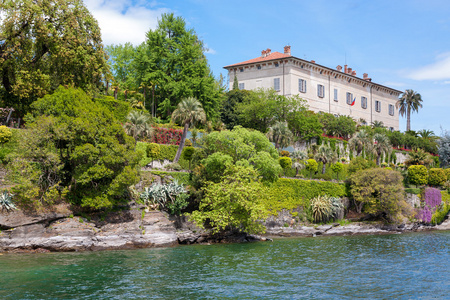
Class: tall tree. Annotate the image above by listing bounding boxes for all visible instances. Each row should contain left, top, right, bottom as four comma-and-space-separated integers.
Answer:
372, 133, 391, 166
314, 145, 337, 174
136, 13, 222, 120
266, 121, 293, 150
397, 89, 423, 131
0, 0, 108, 114
171, 97, 206, 163
349, 129, 371, 156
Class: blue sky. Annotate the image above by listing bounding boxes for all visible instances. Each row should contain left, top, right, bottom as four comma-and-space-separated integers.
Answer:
84, 0, 450, 134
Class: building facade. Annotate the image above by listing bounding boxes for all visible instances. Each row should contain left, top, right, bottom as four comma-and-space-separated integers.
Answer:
224, 46, 402, 131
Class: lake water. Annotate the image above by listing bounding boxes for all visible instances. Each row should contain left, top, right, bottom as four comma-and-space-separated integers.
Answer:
1, 231, 449, 299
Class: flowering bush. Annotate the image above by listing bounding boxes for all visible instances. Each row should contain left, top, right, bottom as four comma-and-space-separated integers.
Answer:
418, 187, 442, 223
152, 127, 182, 145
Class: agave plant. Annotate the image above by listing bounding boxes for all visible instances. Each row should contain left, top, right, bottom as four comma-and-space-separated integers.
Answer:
140, 180, 188, 214
310, 195, 333, 223
0, 191, 16, 212
330, 197, 344, 220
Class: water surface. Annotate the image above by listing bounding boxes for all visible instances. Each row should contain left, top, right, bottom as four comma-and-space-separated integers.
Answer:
1, 231, 449, 299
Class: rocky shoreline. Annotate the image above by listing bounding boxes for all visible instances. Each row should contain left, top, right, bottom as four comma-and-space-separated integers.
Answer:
1, 206, 449, 253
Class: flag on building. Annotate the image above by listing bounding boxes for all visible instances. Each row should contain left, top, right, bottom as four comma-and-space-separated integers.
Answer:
351, 97, 356, 106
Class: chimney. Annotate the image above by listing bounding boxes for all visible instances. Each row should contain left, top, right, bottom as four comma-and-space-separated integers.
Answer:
284, 45, 291, 55
352, 71, 356, 76
344, 65, 348, 73
336, 65, 342, 72
266, 48, 271, 56
363, 73, 372, 81
347, 67, 352, 74
261, 50, 266, 57
311, 60, 315, 63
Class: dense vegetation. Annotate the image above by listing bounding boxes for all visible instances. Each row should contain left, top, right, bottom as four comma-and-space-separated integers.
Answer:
0, 2, 449, 236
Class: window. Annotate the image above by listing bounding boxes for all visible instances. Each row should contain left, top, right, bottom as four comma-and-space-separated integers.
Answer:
389, 127, 394, 132
334, 89, 338, 101
375, 100, 381, 112
274, 78, 280, 91
346, 92, 353, 105
317, 84, 325, 98
299, 79, 307, 93
257, 65, 261, 70
274, 63, 279, 68
389, 104, 395, 116
239, 68, 244, 72
238, 83, 245, 90
361, 96, 367, 109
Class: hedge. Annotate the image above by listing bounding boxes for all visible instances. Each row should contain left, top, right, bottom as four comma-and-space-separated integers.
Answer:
428, 168, 446, 187
136, 142, 192, 169
152, 127, 182, 145
263, 178, 346, 214
94, 96, 132, 122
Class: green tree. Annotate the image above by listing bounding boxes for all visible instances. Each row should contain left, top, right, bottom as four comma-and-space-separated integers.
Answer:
19, 86, 139, 209
220, 88, 250, 130
350, 168, 407, 222
279, 157, 292, 176
181, 146, 195, 170
171, 97, 206, 163
397, 89, 423, 131
0, 0, 108, 114
286, 110, 322, 142
349, 129, 370, 156
266, 121, 293, 150
190, 165, 268, 234
314, 145, 337, 174
438, 130, 450, 167
407, 165, 428, 187
305, 159, 318, 179
123, 110, 153, 142
372, 133, 391, 166
146, 143, 161, 168
136, 13, 222, 120
347, 156, 377, 175
331, 162, 344, 180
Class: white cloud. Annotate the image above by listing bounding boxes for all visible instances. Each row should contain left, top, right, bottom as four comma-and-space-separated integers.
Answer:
408, 52, 450, 80
84, 0, 169, 46
204, 44, 216, 55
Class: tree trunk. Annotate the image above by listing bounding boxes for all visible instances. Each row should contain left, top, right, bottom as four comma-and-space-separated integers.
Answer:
407, 106, 411, 131
376, 155, 381, 166
174, 122, 189, 163
322, 163, 326, 174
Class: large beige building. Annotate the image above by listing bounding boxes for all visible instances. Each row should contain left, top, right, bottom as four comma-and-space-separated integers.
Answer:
224, 46, 402, 131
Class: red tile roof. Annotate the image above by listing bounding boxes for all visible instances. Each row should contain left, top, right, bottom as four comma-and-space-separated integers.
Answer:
224, 51, 291, 68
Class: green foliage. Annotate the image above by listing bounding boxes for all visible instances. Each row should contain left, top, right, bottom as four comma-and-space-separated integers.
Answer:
404, 188, 421, 195
266, 121, 293, 149
140, 180, 188, 215
318, 113, 357, 139
165, 163, 183, 171
0, 126, 12, 144
190, 165, 268, 234
331, 162, 344, 180
310, 195, 333, 223
408, 165, 428, 186
0, 0, 108, 114
137, 142, 192, 169
263, 178, 346, 215
182, 146, 195, 170
305, 159, 318, 179
18, 87, 140, 209
347, 156, 376, 175
280, 150, 290, 157
431, 191, 450, 224
136, 13, 223, 120
248, 151, 282, 183
221, 89, 251, 130
428, 168, 446, 187
439, 130, 450, 167
279, 157, 292, 175
146, 143, 161, 163
349, 168, 408, 222
94, 97, 132, 122
0, 191, 16, 211
203, 152, 233, 183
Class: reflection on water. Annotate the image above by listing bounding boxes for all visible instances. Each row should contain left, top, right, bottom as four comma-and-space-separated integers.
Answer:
0, 231, 449, 299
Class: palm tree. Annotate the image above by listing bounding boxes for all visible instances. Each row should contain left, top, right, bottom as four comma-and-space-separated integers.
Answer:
404, 148, 433, 167
123, 110, 153, 142
266, 121, 293, 150
418, 129, 438, 142
314, 145, 337, 174
397, 89, 423, 131
172, 97, 206, 163
371, 120, 385, 128
372, 133, 391, 166
349, 129, 370, 156
291, 150, 307, 176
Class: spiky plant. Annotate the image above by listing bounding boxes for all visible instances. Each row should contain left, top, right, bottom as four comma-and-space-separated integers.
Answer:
310, 195, 333, 223
0, 191, 16, 212
140, 180, 188, 215
330, 197, 344, 220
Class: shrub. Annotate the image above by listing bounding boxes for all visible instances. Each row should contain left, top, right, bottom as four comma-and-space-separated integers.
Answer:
408, 165, 428, 187
165, 163, 182, 171
184, 139, 193, 147
331, 162, 344, 180
428, 168, 446, 187
280, 150, 290, 157
94, 96, 132, 122
0, 191, 16, 211
140, 180, 188, 215
350, 168, 408, 222
305, 159, 318, 179
310, 195, 332, 223
279, 157, 292, 176
445, 168, 450, 180
418, 187, 442, 223
146, 143, 161, 167
0, 126, 12, 144
347, 156, 376, 175
181, 146, 195, 170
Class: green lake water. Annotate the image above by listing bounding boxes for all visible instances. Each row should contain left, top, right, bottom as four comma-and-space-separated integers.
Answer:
1, 231, 449, 299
